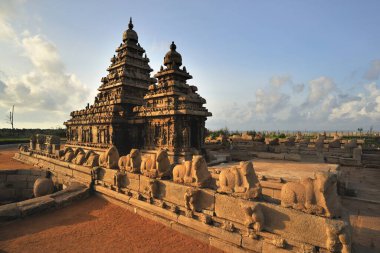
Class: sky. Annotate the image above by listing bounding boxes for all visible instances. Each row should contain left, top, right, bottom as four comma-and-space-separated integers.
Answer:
1, 0, 380, 131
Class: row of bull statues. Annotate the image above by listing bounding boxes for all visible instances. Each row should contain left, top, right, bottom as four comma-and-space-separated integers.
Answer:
21, 135, 343, 219
26, 152, 341, 220
18, 134, 351, 252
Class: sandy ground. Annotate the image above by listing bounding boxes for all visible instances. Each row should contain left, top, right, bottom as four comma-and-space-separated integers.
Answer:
0, 145, 222, 253
211, 158, 338, 180
0, 144, 33, 170
0, 196, 222, 253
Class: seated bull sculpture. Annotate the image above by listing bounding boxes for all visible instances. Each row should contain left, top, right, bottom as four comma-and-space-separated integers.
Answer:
99, 146, 119, 169
118, 149, 141, 173
72, 148, 86, 165
60, 147, 75, 162
217, 161, 261, 199
173, 155, 211, 188
280, 171, 342, 218
83, 150, 99, 167
140, 149, 171, 179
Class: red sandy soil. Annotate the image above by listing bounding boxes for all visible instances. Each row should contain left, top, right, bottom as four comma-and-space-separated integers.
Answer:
0, 196, 222, 253
0, 145, 33, 170
0, 145, 222, 253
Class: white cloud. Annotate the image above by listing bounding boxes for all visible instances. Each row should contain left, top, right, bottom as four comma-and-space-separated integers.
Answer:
0, 2, 89, 128
269, 75, 291, 88
364, 59, 380, 81
210, 73, 380, 130
330, 82, 380, 121
306, 76, 336, 105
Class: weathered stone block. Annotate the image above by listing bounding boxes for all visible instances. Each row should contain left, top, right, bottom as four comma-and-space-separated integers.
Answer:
22, 189, 34, 199
7, 174, 28, 182
284, 153, 301, 161
0, 188, 15, 201
257, 152, 285, 160
178, 215, 241, 245
31, 169, 44, 176
26, 175, 40, 182
171, 222, 210, 244
122, 171, 140, 191
155, 180, 191, 207
262, 241, 290, 253
51, 185, 89, 208
209, 237, 246, 253
9, 181, 27, 189
0, 203, 21, 221
16, 196, 55, 216
214, 194, 346, 249
152, 180, 215, 211
242, 237, 263, 252
17, 169, 31, 175
0, 174, 6, 182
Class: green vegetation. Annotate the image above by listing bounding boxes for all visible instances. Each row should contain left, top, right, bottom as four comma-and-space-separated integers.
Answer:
0, 128, 66, 145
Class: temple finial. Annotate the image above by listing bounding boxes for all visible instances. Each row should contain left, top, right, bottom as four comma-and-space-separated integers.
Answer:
129, 17, 134, 29
170, 41, 176, 51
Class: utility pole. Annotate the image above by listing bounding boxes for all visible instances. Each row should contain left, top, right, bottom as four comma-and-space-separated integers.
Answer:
7, 105, 14, 129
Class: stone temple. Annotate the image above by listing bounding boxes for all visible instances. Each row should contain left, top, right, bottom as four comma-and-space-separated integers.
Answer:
64, 18, 211, 162
11, 18, 369, 253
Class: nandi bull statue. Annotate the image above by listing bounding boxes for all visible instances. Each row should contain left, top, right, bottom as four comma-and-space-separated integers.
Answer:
217, 161, 261, 200
118, 149, 141, 173
140, 149, 171, 179
99, 146, 119, 169
281, 171, 342, 218
173, 155, 211, 188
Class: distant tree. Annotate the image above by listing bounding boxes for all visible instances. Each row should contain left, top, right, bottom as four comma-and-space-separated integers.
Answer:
357, 127, 363, 136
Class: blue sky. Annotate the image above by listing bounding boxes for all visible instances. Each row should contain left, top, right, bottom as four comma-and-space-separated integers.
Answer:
1, 0, 380, 131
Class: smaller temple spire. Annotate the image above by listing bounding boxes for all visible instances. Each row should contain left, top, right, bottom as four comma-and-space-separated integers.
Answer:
129, 17, 134, 30
170, 41, 176, 51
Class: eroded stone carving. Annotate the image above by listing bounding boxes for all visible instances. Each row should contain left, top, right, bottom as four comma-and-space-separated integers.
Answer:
118, 148, 141, 173
141, 149, 171, 179
142, 179, 159, 203
281, 172, 341, 218
173, 155, 211, 188
222, 221, 235, 232
326, 222, 351, 253
83, 150, 99, 167
218, 161, 261, 199
242, 203, 265, 233
184, 188, 199, 215
73, 148, 86, 165
18, 144, 29, 152
99, 146, 119, 169
60, 147, 75, 162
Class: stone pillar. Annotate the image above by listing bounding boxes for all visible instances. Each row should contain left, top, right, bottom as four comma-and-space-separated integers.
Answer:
353, 147, 362, 163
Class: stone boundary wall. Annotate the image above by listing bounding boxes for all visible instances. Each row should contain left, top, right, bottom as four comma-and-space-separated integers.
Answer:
14, 151, 94, 187
222, 142, 362, 165
14, 152, 351, 253
0, 182, 89, 222
0, 169, 47, 204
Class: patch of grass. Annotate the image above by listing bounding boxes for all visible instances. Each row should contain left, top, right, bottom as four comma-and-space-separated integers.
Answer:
0, 138, 29, 145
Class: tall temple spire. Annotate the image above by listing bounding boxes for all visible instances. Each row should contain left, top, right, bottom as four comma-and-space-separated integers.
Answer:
128, 17, 134, 29
123, 17, 138, 43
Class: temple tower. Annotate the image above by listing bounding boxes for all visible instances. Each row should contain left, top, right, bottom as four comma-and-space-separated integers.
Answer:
64, 18, 155, 155
134, 42, 212, 162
